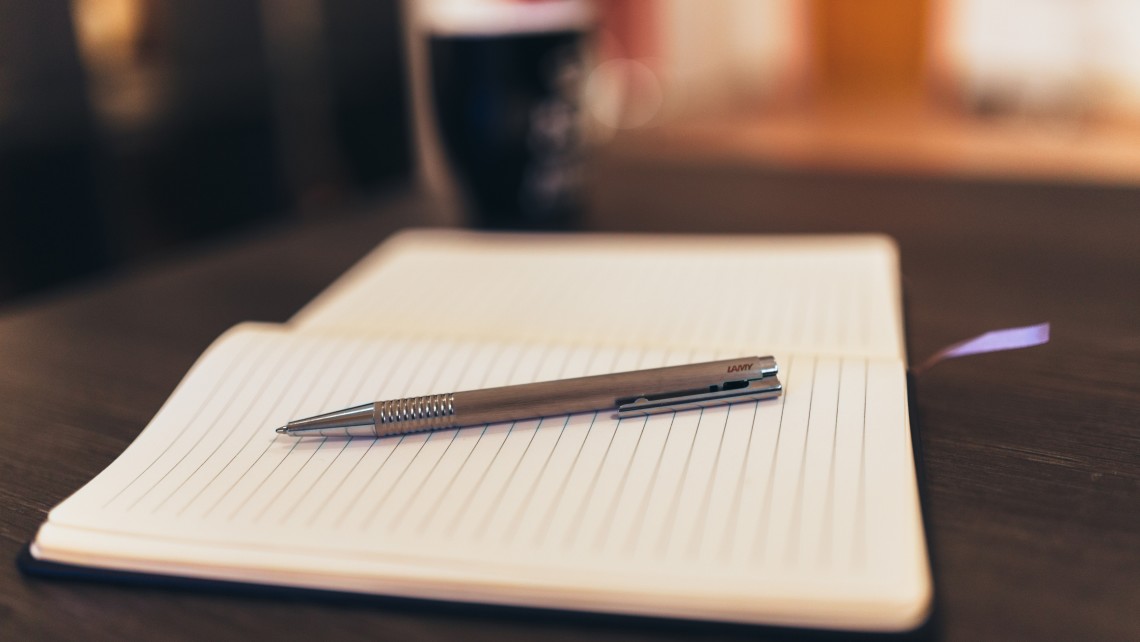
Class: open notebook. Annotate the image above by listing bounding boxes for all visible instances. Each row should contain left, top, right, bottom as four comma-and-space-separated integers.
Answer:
26, 230, 931, 632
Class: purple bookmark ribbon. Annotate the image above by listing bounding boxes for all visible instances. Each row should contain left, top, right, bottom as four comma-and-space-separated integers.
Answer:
912, 322, 1050, 375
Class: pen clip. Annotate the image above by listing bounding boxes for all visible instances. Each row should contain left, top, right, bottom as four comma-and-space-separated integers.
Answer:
615, 372, 782, 419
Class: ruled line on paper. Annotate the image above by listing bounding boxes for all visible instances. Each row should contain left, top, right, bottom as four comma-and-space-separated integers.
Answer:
685, 399, 733, 559
818, 359, 844, 571
620, 409, 675, 556
349, 339, 469, 530
160, 342, 312, 517
369, 342, 524, 538
62, 328, 905, 586
126, 338, 284, 513
384, 435, 472, 534
357, 341, 491, 533
783, 356, 816, 568
302, 340, 418, 527
716, 396, 761, 563
273, 339, 398, 525
526, 348, 619, 547
350, 419, 435, 530
465, 346, 601, 542
468, 344, 568, 541
853, 360, 869, 570
254, 340, 376, 524
410, 344, 522, 540
558, 348, 652, 551
750, 355, 794, 566
589, 412, 650, 553
330, 340, 436, 529
652, 405, 704, 559
558, 413, 626, 551
239, 338, 369, 523
201, 336, 347, 520
436, 343, 550, 541
528, 410, 600, 547
102, 335, 265, 510
292, 234, 904, 360
413, 422, 489, 536
234, 338, 357, 522
378, 342, 489, 532
170, 339, 321, 517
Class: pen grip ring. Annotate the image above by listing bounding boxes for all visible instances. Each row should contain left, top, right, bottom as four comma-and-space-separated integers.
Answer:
375, 393, 456, 436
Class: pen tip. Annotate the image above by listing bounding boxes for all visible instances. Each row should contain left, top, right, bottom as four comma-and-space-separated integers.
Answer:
275, 426, 288, 434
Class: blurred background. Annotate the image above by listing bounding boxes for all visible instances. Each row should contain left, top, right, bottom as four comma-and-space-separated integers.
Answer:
3, 0, 1140, 303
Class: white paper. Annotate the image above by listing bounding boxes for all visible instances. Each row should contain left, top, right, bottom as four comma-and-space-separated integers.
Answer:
37, 325, 929, 630
292, 230, 906, 360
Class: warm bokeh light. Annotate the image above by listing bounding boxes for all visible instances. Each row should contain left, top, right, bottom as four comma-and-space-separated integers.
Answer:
585, 0, 1140, 185
71, 0, 147, 68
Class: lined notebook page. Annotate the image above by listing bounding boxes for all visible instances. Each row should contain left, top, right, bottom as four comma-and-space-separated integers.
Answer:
291, 230, 906, 361
36, 325, 929, 629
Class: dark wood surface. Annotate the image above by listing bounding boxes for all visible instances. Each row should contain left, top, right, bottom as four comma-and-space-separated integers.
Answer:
2, 150, 1138, 641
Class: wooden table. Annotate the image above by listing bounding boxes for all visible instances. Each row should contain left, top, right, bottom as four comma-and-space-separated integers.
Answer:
2, 152, 1138, 640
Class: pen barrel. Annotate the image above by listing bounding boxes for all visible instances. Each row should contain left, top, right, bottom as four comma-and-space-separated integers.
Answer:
451, 355, 774, 427
374, 393, 456, 436
453, 378, 617, 426
285, 357, 776, 437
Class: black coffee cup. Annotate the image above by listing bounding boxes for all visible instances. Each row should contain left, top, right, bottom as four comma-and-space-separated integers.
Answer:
424, 1, 591, 230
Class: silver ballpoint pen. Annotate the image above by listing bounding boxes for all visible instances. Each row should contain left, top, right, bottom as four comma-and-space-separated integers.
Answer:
276, 356, 781, 438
